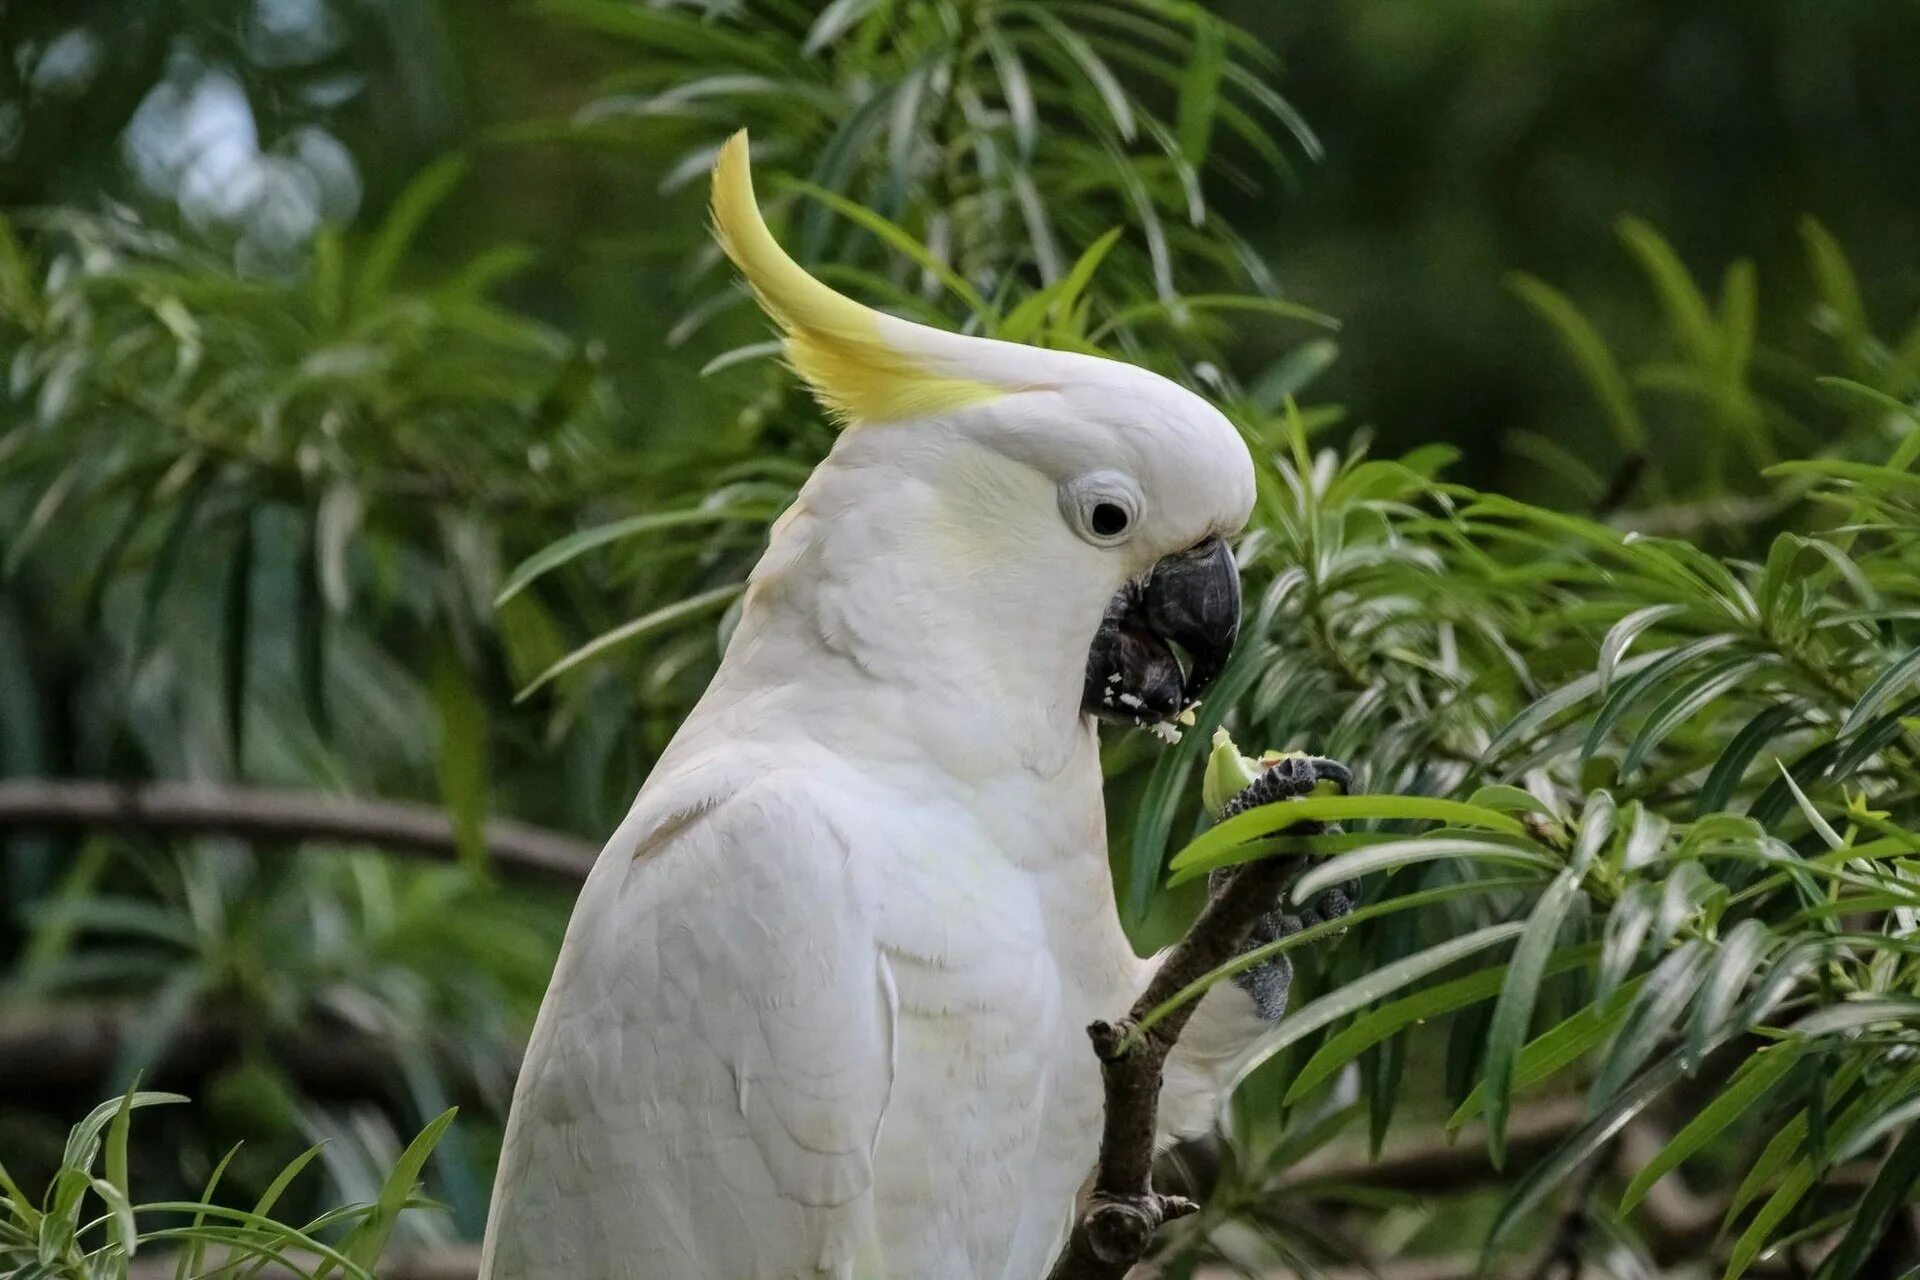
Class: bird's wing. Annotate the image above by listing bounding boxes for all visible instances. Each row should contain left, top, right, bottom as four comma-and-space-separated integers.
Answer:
480, 776, 896, 1280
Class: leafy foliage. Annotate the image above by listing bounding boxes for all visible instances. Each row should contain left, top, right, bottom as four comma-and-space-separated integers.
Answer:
0, 1089, 451, 1280
7, 1, 1920, 1276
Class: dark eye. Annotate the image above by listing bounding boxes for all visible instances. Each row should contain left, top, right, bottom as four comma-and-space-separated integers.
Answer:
1090, 502, 1130, 537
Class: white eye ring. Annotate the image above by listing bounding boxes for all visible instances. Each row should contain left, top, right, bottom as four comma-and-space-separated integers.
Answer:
1059, 472, 1142, 547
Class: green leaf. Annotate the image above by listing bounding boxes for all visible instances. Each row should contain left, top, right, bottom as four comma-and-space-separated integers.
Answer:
332, 1109, 457, 1274
1465, 785, 1555, 816
432, 649, 490, 875
1699, 702, 1803, 817
1589, 941, 1709, 1107
1687, 919, 1774, 1061
1027, 10, 1137, 143
61, 1092, 187, 1173
355, 154, 469, 310
1486, 1050, 1693, 1255
1724, 1159, 1816, 1280
175, 1145, 241, 1280
1800, 217, 1872, 378
1614, 801, 1670, 874
1484, 854, 1594, 1167
89, 1177, 137, 1264
1174, 11, 1226, 163
495, 506, 777, 607
1619, 1041, 1803, 1213
1286, 943, 1600, 1104
1581, 635, 1738, 769
1618, 653, 1773, 778
1276, 834, 1556, 900
1597, 880, 1658, 1002
1167, 796, 1527, 878
101, 1086, 138, 1256
223, 514, 256, 770
781, 179, 991, 315
1130, 877, 1536, 1042
1221, 924, 1526, 1095
1617, 216, 1718, 364
1791, 997, 1920, 1038
1841, 647, 1920, 737
1508, 273, 1646, 450
1776, 762, 1846, 851
1817, 1122, 1920, 1280
515, 584, 743, 702
1448, 978, 1645, 1130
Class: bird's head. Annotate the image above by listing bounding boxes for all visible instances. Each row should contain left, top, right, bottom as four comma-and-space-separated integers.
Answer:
711, 132, 1253, 744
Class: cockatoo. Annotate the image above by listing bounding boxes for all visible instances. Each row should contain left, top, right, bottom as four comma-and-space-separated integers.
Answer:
480, 131, 1324, 1280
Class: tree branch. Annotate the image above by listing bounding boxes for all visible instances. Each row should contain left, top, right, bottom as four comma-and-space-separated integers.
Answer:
1047, 851, 1305, 1279
0, 779, 597, 882
0, 1002, 507, 1109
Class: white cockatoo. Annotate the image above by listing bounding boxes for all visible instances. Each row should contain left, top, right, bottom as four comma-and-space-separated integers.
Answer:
479, 131, 1317, 1280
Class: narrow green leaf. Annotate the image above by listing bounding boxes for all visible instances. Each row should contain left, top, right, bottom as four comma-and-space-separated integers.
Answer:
1699, 702, 1802, 817
1130, 877, 1535, 1041
496, 505, 777, 608
1223, 924, 1527, 1095
1589, 942, 1709, 1108
1487, 1050, 1692, 1255
1174, 11, 1225, 163
1484, 866, 1590, 1167
1509, 273, 1646, 450
781, 179, 990, 315
175, 1144, 241, 1280
1777, 762, 1845, 850
1841, 647, 1920, 737
515, 584, 743, 702
1168, 796, 1527, 877
1619, 1041, 1803, 1213
1818, 1123, 1920, 1280
1448, 978, 1645, 1129
1286, 944, 1599, 1104
432, 649, 490, 874
1724, 1160, 1816, 1280
1618, 217, 1718, 364
355, 155, 469, 309
335, 1108, 457, 1271
1581, 635, 1738, 768
1687, 919, 1774, 1061
1619, 653, 1772, 778
1277, 835, 1556, 901
223, 514, 256, 769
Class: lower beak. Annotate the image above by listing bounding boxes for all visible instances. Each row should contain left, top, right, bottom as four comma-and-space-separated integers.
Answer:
1083, 536, 1242, 730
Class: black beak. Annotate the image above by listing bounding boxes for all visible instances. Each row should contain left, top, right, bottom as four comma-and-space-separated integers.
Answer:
1083, 536, 1241, 729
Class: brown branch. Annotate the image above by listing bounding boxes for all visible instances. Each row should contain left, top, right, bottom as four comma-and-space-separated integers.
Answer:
0, 779, 597, 882
0, 1003, 495, 1107
1048, 852, 1305, 1279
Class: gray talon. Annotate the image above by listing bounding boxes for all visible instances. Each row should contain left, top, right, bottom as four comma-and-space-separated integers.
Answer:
1207, 753, 1358, 1022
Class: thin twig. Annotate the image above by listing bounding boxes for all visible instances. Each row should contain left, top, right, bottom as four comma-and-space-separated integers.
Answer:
0, 778, 598, 882
1047, 849, 1309, 1279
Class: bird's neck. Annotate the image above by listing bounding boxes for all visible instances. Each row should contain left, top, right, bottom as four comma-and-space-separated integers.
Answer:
698, 439, 1113, 783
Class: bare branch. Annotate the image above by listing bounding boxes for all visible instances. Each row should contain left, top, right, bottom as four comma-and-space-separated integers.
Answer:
1047, 852, 1303, 1279
0, 778, 597, 882
0, 1003, 503, 1106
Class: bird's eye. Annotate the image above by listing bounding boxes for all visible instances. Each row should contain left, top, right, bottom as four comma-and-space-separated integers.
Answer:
1059, 472, 1142, 547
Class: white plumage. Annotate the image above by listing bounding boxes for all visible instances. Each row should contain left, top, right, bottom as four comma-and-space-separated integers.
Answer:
480, 133, 1273, 1280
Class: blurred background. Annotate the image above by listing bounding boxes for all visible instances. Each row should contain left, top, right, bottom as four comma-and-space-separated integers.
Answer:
4, 0, 1920, 1275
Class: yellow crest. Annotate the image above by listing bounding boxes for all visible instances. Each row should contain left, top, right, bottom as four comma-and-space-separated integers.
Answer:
709, 131, 1003, 426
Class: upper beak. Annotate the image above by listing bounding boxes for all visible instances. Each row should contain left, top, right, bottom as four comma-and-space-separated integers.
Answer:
1140, 535, 1241, 700
1082, 535, 1242, 727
